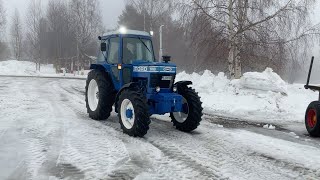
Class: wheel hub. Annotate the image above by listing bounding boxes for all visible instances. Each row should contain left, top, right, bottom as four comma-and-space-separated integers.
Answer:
173, 97, 189, 123
120, 99, 135, 129
307, 109, 317, 128
126, 109, 133, 119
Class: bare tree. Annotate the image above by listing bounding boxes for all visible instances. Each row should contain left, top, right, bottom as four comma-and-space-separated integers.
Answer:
47, 0, 75, 70
0, 0, 5, 35
69, 0, 103, 72
10, 8, 22, 60
127, 0, 173, 31
0, 0, 7, 60
182, 0, 319, 79
26, 0, 42, 70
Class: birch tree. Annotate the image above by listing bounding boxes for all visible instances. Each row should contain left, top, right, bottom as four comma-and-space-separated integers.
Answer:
10, 8, 22, 60
183, 0, 319, 79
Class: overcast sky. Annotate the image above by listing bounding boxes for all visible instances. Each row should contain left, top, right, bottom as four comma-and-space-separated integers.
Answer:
2, 0, 126, 32
2, 0, 320, 41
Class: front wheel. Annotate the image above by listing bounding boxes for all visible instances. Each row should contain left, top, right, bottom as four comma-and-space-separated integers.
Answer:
170, 87, 203, 132
117, 88, 150, 137
305, 101, 320, 137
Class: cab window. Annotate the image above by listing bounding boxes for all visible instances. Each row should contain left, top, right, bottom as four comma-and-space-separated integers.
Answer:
97, 40, 109, 63
123, 37, 155, 64
107, 37, 120, 64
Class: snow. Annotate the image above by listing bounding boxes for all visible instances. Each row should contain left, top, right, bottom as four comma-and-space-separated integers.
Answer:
0, 60, 87, 78
1, 74, 320, 179
241, 68, 287, 94
0, 60, 56, 76
263, 124, 276, 130
176, 68, 318, 124
0, 60, 318, 125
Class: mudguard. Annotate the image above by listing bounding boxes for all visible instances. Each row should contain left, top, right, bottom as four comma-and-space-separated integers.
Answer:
90, 64, 106, 71
175, 81, 192, 87
114, 82, 140, 113
174, 81, 193, 93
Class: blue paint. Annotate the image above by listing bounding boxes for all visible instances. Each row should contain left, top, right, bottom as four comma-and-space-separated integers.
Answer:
126, 109, 133, 119
90, 31, 185, 115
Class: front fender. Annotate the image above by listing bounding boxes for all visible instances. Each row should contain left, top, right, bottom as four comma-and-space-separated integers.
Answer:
174, 81, 192, 93
175, 81, 192, 87
114, 82, 140, 113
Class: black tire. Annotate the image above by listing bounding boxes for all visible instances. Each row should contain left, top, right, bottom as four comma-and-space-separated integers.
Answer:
305, 101, 320, 137
170, 87, 203, 132
117, 88, 150, 137
85, 70, 115, 120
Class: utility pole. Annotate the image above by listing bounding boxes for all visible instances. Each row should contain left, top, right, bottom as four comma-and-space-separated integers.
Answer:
143, 11, 146, 31
159, 25, 164, 62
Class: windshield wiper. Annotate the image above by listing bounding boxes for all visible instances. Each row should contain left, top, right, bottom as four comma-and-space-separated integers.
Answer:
138, 37, 152, 54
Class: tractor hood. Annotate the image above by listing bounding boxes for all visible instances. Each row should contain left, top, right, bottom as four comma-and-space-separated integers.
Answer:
132, 60, 177, 74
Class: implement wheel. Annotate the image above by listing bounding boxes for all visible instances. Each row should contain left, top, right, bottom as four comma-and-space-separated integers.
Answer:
305, 101, 320, 137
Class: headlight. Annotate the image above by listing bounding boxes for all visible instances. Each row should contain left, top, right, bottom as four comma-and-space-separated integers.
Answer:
173, 86, 177, 92
156, 86, 161, 92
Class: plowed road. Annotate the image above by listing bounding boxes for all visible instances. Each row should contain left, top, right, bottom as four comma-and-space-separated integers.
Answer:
0, 77, 320, 180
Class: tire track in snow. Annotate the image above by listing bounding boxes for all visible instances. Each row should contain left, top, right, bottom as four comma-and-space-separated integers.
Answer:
54, 79, 294, 179
0, 80, 52, 179
147, 119, 320, 180
50, 81, 132, 179
54, 80, 214, 179
47, 79, 320, 179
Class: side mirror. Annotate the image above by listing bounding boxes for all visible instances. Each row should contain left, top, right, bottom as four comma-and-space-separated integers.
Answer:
101, 43, 107, 52
162, 55, 171, 63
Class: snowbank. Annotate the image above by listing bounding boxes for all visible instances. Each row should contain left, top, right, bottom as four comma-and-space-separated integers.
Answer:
0, 60, 56, 76
240, 68, 287, 94
176, 68, 318, 124
0, 60, 87, 78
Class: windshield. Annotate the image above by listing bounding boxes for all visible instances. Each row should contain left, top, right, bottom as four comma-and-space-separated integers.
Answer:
123, 37, 155, 64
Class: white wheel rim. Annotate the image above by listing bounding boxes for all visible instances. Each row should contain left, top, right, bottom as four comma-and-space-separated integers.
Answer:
88, 79, 99, 111
120, 99, 135, 129
173, 97, 189, 123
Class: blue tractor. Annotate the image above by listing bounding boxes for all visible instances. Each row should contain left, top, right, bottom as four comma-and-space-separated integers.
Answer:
85, 29, 203, 137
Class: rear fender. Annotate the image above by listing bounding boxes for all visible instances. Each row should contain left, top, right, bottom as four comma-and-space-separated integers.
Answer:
90, 64, 107, 71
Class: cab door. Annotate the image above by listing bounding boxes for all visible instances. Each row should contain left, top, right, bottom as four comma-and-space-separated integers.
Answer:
105, 36, 122, 90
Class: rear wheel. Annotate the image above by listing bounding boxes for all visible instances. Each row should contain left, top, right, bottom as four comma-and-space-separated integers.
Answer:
305, 101, 320, 137
85, 70, 115, 120
170, 87, 203, 132
117, 88, 150, 137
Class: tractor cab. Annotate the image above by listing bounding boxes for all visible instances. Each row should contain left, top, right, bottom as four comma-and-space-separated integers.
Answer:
86, 28, 203, 137
93, 29, 176, 92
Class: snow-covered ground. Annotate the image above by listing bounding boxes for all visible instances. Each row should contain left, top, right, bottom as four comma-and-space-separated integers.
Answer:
0, 77, 320, 179
0, 59, 318, 125
177, 68, 318, 124
0, 60, 88, 78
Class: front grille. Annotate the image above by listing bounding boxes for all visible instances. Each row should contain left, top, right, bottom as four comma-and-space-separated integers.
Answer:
150, 74, 175, 88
